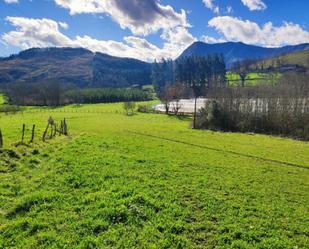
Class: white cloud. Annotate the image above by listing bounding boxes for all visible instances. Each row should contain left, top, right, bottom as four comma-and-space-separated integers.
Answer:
202, 35, 226, 44
203, 0, 220, 14
226, 6, 233, 14
161, 27, 197, 58
2, 16, 196, 61
203, 0, 214, 9
2, 17, 74, 49
208, 16, 309, 47
3, 0, 19, 4
58, 21, 69, 29
241, 0, 266, 11
54, 0, 189, 36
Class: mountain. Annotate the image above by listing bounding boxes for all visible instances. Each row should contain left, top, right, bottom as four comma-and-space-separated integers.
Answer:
0, 47, 151, 88
1, 42, 309, 88
179, 41, 309, 67
92, 52, 151, 88
0, 48, 94, 87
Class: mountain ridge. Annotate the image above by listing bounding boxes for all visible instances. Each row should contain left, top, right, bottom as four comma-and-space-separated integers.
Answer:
179, 41, 309, 67
0, 47, 151, 88
1, 42, 309, 87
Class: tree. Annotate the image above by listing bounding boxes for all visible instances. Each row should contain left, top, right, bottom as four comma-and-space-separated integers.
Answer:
231, 59, 252, 87
174, 55, 227, 128
158, 85, 174, 114
123, 101, 136, 115
169, 83, 187, 115
151, 58, 174, 92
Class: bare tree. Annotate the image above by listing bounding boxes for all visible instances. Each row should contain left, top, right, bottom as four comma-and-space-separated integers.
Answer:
169, 83, 187, 115
231, 59, 253, 87
197, 72, 309, 140
158, 85, 174, 114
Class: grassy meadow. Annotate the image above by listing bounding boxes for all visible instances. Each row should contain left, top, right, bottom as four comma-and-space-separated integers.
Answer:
226, 72, 281, 86
0, 101, 308, 248
259, 50, 309, 69
0, 94, 5, 105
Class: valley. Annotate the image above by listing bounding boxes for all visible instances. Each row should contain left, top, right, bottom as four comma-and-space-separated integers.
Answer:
0, 102, 308, 248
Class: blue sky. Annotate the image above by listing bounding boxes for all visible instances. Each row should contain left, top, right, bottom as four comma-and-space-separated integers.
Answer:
1, 0, 309, 61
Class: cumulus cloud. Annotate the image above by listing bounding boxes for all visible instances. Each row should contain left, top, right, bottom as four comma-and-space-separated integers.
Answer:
58, 21, 69, 29
202, 35, 226, 44
2, 16, 196, 61
208, 16, 309, 47
203, 0, 220, 14
3, 0, 18, 3
241, 0, 266, 11
54, 0, 189, 36
2, 17, 74, 49
226, 6, 233, 14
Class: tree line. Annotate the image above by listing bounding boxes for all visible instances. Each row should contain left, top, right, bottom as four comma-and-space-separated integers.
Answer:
151, 54, 227, 91
196, 73, 309, 140
153, 54, 227, 128
64, 88, 152, 104
4, 81, 152, 106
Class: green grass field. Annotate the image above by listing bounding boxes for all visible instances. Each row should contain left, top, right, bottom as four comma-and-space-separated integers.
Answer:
0, 94, 5, 105
0, 102, 308, 248
226, 73, 281, 86
259, 50, 309, 69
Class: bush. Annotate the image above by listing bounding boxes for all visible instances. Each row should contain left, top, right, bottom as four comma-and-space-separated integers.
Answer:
123, 102, 136, 115
137, 104, 154, 113
0, 105, 21, 114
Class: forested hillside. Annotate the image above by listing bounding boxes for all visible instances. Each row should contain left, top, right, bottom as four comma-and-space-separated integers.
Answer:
92, 53, 151, 88
1, 42, 309, 88
0, 48, 151, 88
180, 42, 309, 67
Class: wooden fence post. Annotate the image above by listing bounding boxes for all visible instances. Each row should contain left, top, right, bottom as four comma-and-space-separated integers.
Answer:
0, 129, 3, 148
21, 124, 25, 144
42, 123, 49, 142
63, 118, 68, 135
53, 124, 57, 137
30, 124, 35, 143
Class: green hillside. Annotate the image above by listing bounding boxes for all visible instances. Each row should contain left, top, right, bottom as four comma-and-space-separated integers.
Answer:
0, 94, 5, 105
0, 102, 308, 248
227, 72, 281, 86
257, 50, 309, 68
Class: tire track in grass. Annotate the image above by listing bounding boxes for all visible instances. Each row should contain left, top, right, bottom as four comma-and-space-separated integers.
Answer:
128, 131, 309, 170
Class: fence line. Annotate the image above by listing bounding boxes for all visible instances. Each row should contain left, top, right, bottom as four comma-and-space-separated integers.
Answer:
129, 131, 309, 170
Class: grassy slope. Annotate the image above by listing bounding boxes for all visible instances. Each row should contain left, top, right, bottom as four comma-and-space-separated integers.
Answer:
227, 50, 309, 86
226, 72, 281, 86
0, 94, 5, 105
257, 50, 309, 69
0, 103, 308, 248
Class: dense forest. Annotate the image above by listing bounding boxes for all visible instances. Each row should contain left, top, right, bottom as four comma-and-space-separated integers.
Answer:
5, 81, 152, 106
92, 53, 151, 88
151, 54, 227, 92
64, 88, 152, 104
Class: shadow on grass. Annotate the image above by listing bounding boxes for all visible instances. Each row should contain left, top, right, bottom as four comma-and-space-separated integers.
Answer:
167, 114, 192, 122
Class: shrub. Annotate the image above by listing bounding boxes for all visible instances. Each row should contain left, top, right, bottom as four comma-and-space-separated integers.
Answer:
137, 104, 154, 113
123, 102, 136, 116
0, 105, 21, 114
